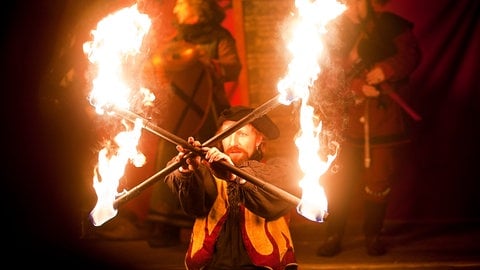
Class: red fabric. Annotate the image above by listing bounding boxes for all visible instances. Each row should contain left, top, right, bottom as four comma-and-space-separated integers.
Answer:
382, 0, 480, 220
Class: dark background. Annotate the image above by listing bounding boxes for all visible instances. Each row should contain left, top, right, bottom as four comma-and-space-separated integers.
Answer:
4, 0, 479, 265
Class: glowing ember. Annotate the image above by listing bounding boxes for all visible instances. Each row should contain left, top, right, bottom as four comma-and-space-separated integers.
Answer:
277, 0, 345, 222
83, 4, 153, 226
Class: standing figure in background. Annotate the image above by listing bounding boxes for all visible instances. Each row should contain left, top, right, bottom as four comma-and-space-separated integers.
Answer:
164, 106, 298, 270
315, 0, 421, 257
139, 0, 242, 247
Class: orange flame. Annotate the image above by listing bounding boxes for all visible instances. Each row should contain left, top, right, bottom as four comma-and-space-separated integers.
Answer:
90, 118, 145, 226
83, 4, 153, 226
278, 0, 345, 222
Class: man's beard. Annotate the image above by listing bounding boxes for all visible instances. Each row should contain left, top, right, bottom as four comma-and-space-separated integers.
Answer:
225, 147, 249, 165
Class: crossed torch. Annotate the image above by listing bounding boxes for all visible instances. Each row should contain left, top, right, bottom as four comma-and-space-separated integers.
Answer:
112, 95, 300, 207
89, 94, 312, 227
85, 1, 346, 227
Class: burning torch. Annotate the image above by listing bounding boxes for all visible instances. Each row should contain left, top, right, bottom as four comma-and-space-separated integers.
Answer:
85, 0, 347, 227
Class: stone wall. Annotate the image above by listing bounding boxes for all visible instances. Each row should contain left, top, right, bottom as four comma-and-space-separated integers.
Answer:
241, 0, 300, 162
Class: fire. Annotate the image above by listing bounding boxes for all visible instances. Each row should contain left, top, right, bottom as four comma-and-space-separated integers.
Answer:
90, 118, 145, 226
83, 4, 152, 113
277, 0, 345, 222
84, 0, 345, 226
83, 4, 153, 226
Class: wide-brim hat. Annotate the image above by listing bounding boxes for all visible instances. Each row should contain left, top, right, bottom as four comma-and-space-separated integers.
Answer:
218, 106, 280, 140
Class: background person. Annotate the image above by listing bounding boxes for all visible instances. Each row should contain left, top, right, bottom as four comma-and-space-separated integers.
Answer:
139, 0, 242, 247
313, 0, 422, 257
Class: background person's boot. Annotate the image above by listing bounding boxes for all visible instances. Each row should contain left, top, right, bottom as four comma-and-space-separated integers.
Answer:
364, 201, 387, 256
316, 233, 342, 257
317, 207, 347, 257
365, 234, 386, 256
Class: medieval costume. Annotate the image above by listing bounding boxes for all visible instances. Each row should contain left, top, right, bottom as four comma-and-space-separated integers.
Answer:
315, 1, 421, 256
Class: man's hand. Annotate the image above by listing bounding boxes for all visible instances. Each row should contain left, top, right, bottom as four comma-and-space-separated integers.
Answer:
361, 84, 380, 97
176, 137, 201, 173
204, 147, 236, 181
365, 66, 385, 85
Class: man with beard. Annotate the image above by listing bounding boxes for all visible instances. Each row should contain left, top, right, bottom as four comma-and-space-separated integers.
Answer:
164, 106, 299, 270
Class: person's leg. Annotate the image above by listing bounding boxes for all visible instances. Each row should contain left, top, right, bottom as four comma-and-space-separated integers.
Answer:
317, 145, 361, 256
362, 146, 398, 256
363, 200, 387, 255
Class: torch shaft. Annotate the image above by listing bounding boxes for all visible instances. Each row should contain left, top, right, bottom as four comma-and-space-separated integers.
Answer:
113, 160, 180, 209
215, 161, 300, 206
112, 107, 198, 151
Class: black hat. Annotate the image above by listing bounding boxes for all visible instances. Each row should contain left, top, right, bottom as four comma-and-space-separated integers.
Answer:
218, 106, 280, 140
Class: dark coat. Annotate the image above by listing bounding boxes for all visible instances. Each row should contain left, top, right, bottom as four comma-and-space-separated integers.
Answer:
319, 12, 422, 147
